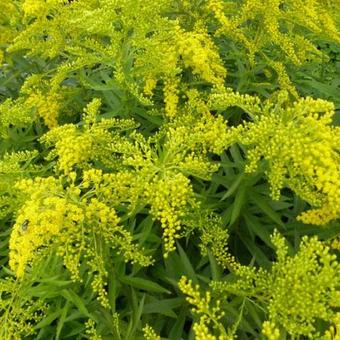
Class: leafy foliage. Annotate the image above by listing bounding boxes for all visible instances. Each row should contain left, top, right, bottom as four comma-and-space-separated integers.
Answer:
0, 0, 339, 339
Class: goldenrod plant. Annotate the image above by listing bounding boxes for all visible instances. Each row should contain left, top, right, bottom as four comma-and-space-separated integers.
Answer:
0, 0, 339, 338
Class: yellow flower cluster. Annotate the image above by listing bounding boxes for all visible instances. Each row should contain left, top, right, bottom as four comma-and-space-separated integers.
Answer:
0, 1, 21, 64
22, 0, 47, 16
211, 232, 340, 338
56, 193, 152, 307
22, 0, 66, 17
209, 87, 339, 224
35, 96, 230, 260
24, 90, 61, 128
262, 321, 280, 340
331, 238, 340, 251
207, 0, 340, 93
143, 77, 157, 97
44, 124, 94, 173
4, 0, 174, 116
0, 0, 224, 123
166, 93, 231, 156
85, 319, 102, 340
265, 233, 340, 336
179, 277, 217, 316
198, 213, 232, 268
84, 197, 152, 267
9, 176, 67, 278
266, 60, 298, 97
3, 0, 339, 131
178, 276, 227, 339
164, 77, 180, 118
176, 26, 226, 85
143, 324, 161, 340
179, 152, 220, 180
193, 318, 227, 340
324, 313, 340, 340
146, 173, 193, 256
207, 0, 255, 62
106, 109, 230, 257
70, 198, 151, 306
162, 23, 227, 119
9, 172, 153, 307
0, 278, 48, 339
0, 99, 35, 138
0, 1, 338, 338
233, 94, 340, 225
208, 86, 262, 117
41, 99, 137, 173
82, 169, 140, 209
0, 150, 41, 219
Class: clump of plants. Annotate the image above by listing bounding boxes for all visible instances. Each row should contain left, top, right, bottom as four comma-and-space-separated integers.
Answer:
0, 0, 339, 339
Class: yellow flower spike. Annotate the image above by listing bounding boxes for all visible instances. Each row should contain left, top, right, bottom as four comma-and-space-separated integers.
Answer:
193, 319, 218, 340
179, 276, 227, 339
24, 90, 61, 128
176, 27, 226, 85
146, 173, 193, 256
144, 78, 157, 97
164, 77, 180, 118
9, 194, 69, 278
85, 319, 102, 340
143, 324, 161, 340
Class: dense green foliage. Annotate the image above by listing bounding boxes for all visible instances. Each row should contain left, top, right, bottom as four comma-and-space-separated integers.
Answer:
0, 0, 339, 339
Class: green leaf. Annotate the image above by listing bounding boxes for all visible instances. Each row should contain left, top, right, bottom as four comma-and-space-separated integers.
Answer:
176, 242, 198, 284
208, 251, 222, 281
230, 185, 247, 225
38, 277, 73, 287
238, 233, 271, 268
143, 297, 183, 317
35, 311, 61, 329
56, 301, 70, 340
250, 193, 285, 227
119, 276, 170, 294
221, 173, 244, 200
243, 212, 274, 248
60, 289, 91, 317
169, 308, 187, 340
